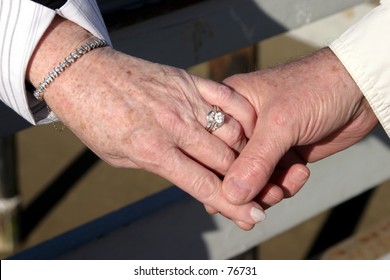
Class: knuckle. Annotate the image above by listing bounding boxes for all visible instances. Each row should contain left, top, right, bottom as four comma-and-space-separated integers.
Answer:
125, 129, 167, 170
217, 148, 236, 173
156, 107, 194, 140
243, 153, 272, 182
224, 120, 246, 150
268, 108, 290, 128
157, 106, 181, 127
246, 106, 257, 126
267, 108, 296, 140
191, 173, 219, 202
223, 73, 244, 87
213, 84, 234, 104
268, 105, 297, 133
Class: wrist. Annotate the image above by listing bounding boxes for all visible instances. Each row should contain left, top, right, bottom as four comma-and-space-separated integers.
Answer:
32, 37, 109, 101
26, 16, 95, 87
317, 48, 364, 103
274, 47, 367, 117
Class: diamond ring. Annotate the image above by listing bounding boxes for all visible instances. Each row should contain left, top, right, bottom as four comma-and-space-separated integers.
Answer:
206, 106, 225, 132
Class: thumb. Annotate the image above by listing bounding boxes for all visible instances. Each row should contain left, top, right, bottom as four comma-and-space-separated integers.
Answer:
222, 123, 290, 205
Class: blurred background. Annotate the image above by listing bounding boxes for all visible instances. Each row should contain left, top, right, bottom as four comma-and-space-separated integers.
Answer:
2, 0, 389, 259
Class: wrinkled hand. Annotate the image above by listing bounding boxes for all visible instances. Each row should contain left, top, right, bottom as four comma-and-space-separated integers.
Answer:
222, 48, 378, 218
27, 17, 271, 228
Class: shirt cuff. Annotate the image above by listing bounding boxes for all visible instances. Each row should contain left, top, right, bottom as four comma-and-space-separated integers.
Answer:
34, 0, 112, 125
0, 0, 111, 127
329, 2, 390, 138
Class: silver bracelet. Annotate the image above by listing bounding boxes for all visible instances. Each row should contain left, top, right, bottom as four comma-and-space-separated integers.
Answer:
33, 37, 109, 101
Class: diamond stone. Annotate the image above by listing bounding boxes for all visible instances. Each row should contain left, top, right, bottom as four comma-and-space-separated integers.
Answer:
214, 111, 225, 124
207, 111, 216, 124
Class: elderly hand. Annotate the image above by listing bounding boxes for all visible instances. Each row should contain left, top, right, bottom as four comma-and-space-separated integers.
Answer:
27, 17, 271, 228
221, 48, 378, 221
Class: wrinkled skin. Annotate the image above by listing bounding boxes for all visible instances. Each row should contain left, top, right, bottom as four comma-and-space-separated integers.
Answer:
27, 16, 278, 229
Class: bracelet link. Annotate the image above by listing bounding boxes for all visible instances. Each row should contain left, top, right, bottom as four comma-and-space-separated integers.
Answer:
33, 37, 109, 101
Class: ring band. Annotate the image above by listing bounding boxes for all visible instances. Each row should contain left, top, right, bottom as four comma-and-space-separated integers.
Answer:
206, 106, 225, 132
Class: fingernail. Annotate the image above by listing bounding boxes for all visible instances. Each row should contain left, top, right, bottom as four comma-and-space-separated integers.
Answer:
225, 178, 251, 203
291, 168, 309, 185
250, 207, 266, 223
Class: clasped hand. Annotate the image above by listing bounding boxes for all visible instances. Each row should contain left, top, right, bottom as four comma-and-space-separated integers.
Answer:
30, 18, 377, 231
44, 46, 315, 231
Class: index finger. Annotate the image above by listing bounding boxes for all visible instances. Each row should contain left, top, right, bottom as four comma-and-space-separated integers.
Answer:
153, 147, 266, 227
194, 76, 257, 138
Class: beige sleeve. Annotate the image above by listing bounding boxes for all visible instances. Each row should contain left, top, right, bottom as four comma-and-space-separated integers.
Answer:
329, 1, 390, 137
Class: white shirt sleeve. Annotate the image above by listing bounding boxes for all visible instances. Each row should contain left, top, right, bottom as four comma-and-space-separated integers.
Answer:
329, 0, 390, 138
0, 0, 111, 125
